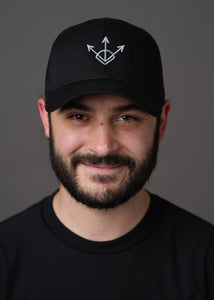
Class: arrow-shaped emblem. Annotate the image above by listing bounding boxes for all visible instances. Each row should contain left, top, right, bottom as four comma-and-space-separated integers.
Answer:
87, 36, 125, 65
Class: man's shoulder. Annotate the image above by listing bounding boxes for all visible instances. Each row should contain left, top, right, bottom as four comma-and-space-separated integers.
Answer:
152, 193, 214, 240
0, 201, 40, 228
0, 194, 52, 243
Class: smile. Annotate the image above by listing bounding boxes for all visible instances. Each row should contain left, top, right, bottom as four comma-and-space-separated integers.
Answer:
82, 163, 122, 172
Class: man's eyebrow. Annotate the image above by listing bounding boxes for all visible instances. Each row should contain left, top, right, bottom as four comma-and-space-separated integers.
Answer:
111, 104, 146, 113
59, 103, 94, 113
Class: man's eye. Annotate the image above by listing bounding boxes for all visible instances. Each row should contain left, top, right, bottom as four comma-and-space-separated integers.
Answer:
114, 114, 140, 130
69, 114, 87, 121
117, 115, 137, 121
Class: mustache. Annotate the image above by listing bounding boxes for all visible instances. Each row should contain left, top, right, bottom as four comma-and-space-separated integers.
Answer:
71, 153, 136, 170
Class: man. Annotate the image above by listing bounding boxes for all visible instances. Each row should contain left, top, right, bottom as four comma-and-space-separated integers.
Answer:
0, 18, 213, 299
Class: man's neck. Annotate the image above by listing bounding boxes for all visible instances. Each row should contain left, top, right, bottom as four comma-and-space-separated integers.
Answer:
53, 186, 150, 242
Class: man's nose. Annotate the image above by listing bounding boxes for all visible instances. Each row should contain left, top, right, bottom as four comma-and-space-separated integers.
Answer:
85, 123, 120, 156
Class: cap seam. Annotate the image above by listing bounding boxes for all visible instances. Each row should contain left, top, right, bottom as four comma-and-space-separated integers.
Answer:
104, 19, 107, 76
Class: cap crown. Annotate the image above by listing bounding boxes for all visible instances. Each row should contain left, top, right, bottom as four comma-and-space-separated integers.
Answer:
45, 18, 165, 117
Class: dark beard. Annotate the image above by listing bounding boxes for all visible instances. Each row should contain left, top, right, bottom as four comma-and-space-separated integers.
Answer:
49, 118, 160, 210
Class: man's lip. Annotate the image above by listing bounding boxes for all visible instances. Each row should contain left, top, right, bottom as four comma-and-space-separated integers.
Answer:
82, 163, 122, 171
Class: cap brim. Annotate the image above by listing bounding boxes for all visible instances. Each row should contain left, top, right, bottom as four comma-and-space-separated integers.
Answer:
45, 78, 164, 117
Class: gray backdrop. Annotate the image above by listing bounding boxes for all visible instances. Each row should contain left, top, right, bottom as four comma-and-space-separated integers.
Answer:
0, 0, 213, 223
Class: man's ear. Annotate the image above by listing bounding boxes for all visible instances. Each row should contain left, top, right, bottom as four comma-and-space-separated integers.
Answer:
38, 98, 50, 138
159, 100, 171, 141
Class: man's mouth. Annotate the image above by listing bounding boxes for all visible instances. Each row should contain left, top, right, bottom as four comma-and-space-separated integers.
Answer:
82, 163, 122, 171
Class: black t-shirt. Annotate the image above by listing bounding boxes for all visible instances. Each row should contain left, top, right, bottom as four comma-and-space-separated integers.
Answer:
0, 192, 213, 299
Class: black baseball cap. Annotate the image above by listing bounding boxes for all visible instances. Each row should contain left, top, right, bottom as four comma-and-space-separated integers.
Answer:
45, 18, 165, 117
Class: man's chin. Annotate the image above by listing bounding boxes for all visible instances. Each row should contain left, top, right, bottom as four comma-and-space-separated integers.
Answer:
75, 181, 120, 197
70, 190, 127, 210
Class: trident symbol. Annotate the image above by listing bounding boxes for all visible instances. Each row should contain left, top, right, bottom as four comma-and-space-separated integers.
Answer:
87, 36, 125, 65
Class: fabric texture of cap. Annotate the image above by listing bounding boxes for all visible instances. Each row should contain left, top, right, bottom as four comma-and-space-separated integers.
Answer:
45, 18, 165, 117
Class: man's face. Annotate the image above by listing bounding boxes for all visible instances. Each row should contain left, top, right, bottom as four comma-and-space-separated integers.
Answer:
48, 94, 159, 210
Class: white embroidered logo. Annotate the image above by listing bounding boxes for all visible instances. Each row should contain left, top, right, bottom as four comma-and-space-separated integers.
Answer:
87, 36, 125, 65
